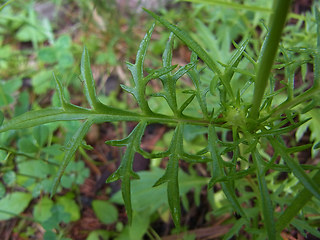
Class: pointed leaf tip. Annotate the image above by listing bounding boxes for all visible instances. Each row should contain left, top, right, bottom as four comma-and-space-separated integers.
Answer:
106, 171, 121, 183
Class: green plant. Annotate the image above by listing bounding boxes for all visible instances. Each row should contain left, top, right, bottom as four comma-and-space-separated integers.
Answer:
1, 0, 320, 239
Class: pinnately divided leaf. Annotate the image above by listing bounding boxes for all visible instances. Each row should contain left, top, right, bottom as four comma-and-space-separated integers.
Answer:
1, 3, 319, 236
153, 124, 184, 228
125, 24, 155, 114
105, 121, 147, 224
144, 9, 235, 100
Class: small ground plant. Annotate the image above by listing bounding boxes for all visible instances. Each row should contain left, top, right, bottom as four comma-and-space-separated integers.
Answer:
1, 0, 320, 239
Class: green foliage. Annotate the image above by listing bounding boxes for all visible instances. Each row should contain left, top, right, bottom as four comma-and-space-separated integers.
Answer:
86, 230, 110, 240
0, 192, 32, 220
92, 200, 118, 224
1, 0, 320, 239
0, 77, 22, 106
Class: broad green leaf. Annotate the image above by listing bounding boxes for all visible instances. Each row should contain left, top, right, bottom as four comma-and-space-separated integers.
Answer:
3, 77, 22, 94
129, 211, 150, 240
14, 90, 30, 117
60, 174, 74, 189
55, 35, 72, 49
33, 197, 54, 222
38, 47, 57, 63
0, 192, 32, 220
3, 171, 16, 186
42, 205, 71, 229
31, 71, 54, 94
43, 231, 57, 240
18, 160, 52, 179
0, 84, 13, 107
17, 137, 39, 153
57, 51, 74, 68
33, 125, 49, 147
56, 195, 80, 221
92, 200, 118, 224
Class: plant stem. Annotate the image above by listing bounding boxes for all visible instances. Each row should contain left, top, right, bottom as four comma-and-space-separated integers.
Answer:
249, 0, 291, 120
0, 0, 16, 11
271, 86, 320, 116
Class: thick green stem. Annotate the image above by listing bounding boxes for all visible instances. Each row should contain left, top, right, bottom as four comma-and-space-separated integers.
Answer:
249, 0, 291, 120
